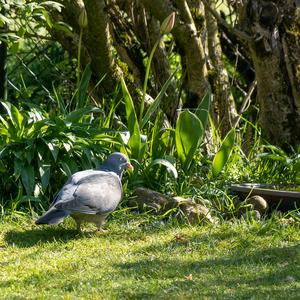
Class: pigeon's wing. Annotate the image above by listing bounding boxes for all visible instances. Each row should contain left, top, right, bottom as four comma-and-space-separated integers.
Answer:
54, 171, 122, 215
36, 170, 105, 225
51, 169, 97, 206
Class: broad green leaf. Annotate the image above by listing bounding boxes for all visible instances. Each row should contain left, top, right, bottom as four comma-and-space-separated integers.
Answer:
0, 159, 5, 173
161, 129, 173, 149
53, 116, 66, 130
1, 101, 24, 130
28, 119, 49, 139
21, 164, 35, 195
60, 160, 78, 177
60, 161, 72, 177
25, 143, 35, 163
63, 142, 71, 152
37, 145, 50, 190
294, 159, 300, 172
44, 139, 59, 161
257, 153, 287, 162
212, 128, 235, 177
38, 162, 51, 190
175, 110, 204, 171
149, 158, 178, 178
52, 22, 73, 36
195, 92, 211, 130
0, 115, 9, 129
77, 64, 92, 108
40, 1, 64, 11
149, 112, 164, 158
141, 68, 178, 129
14, 158, 24, 179
120, 77, 141, 160
41, 9, 53, 28
66, 106, 102, 123
0, 128, 9, 139
0, 13, 11, 26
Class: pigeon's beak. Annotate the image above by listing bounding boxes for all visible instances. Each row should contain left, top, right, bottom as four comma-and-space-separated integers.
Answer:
127, 162, 134, 171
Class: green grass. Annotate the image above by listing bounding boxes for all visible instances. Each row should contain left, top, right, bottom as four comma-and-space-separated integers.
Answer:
0, 214, 299, 299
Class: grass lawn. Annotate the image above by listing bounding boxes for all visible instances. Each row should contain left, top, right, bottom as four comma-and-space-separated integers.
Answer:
0, 214, 299, 299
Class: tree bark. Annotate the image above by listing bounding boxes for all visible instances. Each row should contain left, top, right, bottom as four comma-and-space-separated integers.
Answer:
109, 1, 180, 122
83, 0, 120, 93
0, 41, 6, 101
47, 0, 120, 98
205, 3, 237, 137
141, 0, 209, 108
236, 0, 300, 148
145, 15, 180, 123
47, 0, 91, 67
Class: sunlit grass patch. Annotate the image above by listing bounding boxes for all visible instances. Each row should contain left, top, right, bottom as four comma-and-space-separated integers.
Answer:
0, 214, 299, 299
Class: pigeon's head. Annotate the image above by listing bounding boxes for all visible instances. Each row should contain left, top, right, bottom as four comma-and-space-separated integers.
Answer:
103, 152, 133, 177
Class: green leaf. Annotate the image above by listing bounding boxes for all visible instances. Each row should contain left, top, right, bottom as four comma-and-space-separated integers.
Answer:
44, 139, 59, 161
14, 158, 24, 179
38, 162, 51, 190
0, 13, 11, 26
25, 143, 35, 163
63, 142, 71, 152
21, 164, 35, 195
37, 145, 50, 190
120, 77, 142, 160
52, 21, 73, 36
28, 119, 49, 139
1, 101, 24, 130
42, 9, 53, 28
149, 112, 164, 158
212, 129, 235, 178
195, 92, 211, 130
0, 115, 9, 129
175, 110, 204, 171
149, 158, 178, 178
77, 64, 92, 108
141, 68, 178, 129
60, 161, 77, 177
66, 106, 102, 123
40, 1, 64, 11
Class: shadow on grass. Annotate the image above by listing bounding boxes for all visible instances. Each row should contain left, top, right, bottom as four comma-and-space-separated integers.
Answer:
4, 226, 81, 247
4, 240, 296, 299
1, 220, 299, 298
2, 220, 168, 249
112, 243, 300, 298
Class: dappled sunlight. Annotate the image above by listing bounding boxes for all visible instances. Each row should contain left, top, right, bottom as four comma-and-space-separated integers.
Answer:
0, 219, 299, 298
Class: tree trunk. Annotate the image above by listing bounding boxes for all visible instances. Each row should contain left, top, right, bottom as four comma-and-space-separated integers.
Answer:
237, 0, 300, 148
0, 37, 7, 103
47, 0, 120, 98
205, 3, 237, 138
83, 0, 120, 93
0, 7, 7, 103
110, 0, 180, 122
145, 15, 180, 123
141, 0, 209, 108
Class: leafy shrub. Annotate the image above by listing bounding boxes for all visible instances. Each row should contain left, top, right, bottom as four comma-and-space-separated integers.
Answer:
0, 101, 118, 209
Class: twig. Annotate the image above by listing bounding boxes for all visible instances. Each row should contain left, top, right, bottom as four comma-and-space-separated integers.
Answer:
202, 0, 253, 42
233, 80, 257, 128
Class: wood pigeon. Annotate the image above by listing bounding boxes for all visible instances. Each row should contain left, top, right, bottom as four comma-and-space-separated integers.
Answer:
35, 152, 133, 232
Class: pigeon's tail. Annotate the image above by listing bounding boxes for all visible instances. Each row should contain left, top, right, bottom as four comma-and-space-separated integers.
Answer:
35, 207, 70, 225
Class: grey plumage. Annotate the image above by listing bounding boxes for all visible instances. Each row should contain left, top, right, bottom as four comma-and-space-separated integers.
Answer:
35, 152, 132, 231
